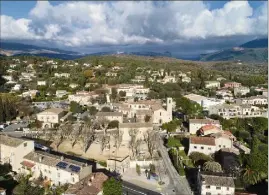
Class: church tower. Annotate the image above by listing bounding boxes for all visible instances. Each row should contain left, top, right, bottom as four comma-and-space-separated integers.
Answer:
167, 97, 173, 121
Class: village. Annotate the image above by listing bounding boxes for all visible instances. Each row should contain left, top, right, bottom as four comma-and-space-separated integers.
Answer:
0, 56, 268, 195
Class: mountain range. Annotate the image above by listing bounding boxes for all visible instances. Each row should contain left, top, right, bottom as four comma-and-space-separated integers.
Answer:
0, 38, 268, 62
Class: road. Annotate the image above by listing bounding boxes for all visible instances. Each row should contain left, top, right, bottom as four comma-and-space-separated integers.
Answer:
157, 134, 192, 195
3, 122, 29, 132
123, 181, 161, 195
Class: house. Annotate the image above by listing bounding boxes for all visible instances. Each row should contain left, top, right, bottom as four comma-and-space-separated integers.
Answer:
199, 125, 222, 136
205, 81, 220, 89
235, 95, 268, 106
224, 82, 241, 89
2, 75, 13, 81
197, 172, 235, 195
216, 89, 233, 101
216, 77, 226, 81
262, 90, 268, 97
21, 151, 92, 186
54, 73, 70, 78
184, 94, 208, 106
0, 135, 34, 172
96, 112, 123, 123
36, 108, 66, 128
56, 90, 68, 98
188, 136, 216, 155
105, 72, 117, 77
131, 75, 146, 83
63, 172, 108, 195
234, 87, 250, 96
22, 90, 39, 99
68, 92, 99, 106
107, 156, 130, 174
69, 83, 79, 89
189, 119, 221, 134
208, 103, 267, 119
201, 98, 225, 111
119, 123, 153, 143
37, 81, 46, 86
12, 84, 22, 91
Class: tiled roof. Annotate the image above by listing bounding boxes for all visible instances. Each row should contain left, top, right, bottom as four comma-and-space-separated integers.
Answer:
189, 119, 220, 125
200, 125, 220, 132
0, 134, 25, 147
23, 151, 86, 173
190, 136, 215, 146
201, 173, 235, 187
21, 160, 35, 168
96, 112, 123, 117
65, 172, 108, 195
119, 122, 153, 129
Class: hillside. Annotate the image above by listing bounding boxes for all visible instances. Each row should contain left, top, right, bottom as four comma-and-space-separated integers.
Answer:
200, 38, 268, 62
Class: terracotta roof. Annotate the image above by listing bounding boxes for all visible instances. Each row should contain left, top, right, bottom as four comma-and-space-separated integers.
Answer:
65, 172, 108, 195
201, 173, 235, 187
190, 136, 215, 146
200, 125, 220, 132
21, 160, 35, 168
223, 130, 233, 137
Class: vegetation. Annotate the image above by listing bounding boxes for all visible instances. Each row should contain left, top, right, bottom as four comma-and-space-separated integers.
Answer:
189, 152, 212, 166
203, 161, 222, 173
136, 164, 141, 176
166, 137, 182, 148
103, 177, 122, 195
162, 119, 182, 132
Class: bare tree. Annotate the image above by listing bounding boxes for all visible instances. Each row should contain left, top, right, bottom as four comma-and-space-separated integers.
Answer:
129, 129, 138, 158
70, 124, 82, 148
81, 122, 96, 153
100, 135, 108, 153
112, 129, 123, 152
96, 117, 110, 135
144, 130, 158, 159
134, 139, 143, 159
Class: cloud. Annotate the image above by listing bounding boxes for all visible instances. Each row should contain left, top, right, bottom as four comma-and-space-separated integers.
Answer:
0, 1, 267, 48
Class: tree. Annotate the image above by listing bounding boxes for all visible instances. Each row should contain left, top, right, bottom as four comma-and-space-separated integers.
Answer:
129, 129, 138, 158
162, 120, 181, 132
108, 120, 119, 129
144, 115, 151, 123
0, 163, 12, 176
70, 101, 82, 113
149, 163, 156, 174
144, 130, 158, 159
119, 91, 126, 97
175, 97, 203, 118
88, 106, 98, 116
103, 177, 122, 195
13, 175, 45, 195
166, 137, 182, 148
101, 107, 111, 112
203, 161, 222, 173
83, 69, 93, 78
111, 88, 117, 101
189, 152, 212, 166
136, 164, 141, 176
81, 122, 95, 153
241, 166, 262, 186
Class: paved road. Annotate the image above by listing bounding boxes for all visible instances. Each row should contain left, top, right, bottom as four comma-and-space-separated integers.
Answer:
3, 122, 28, 132
123, 181, 162, 195
157, 134, 192, 195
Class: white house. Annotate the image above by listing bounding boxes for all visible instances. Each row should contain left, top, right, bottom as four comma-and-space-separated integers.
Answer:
54, 73, 70, 78
36, 108, 66, 128
234, 87, 250, 96
184, 94, 208, 106
12, 84, 22, 91
2, 75, 13, 81
188, 136, 216, 155
0, 135, 34, 172
96, 112, 123, 123
21, 151, 92, 186
189, 119, 221, 134
201, 98, 225, 111
198, 172, 235, 195
105, 72, 118, 77
37, 81, 47, 86
56, 90, 68, 98
22, 90, 39, 99
205, 81, 220, 89
235, 95, 268, 106
68, 92, 99, 106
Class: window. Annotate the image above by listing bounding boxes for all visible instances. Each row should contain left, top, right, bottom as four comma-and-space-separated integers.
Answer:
24, 143, 27, 147
219, 145, 221, 148
194, 146, 197, 149
205, 185, 210, 189
206, 192, 211, 195
44, 169, 47, 173
72, 177, 75, 182
201, 147, 204, 149
216, 186, 221, 190
227, 187, 229, 190
208, 147, 211, 150
160, 112, 162, 116
58, 173, 60, 177
223, 145, 225, 148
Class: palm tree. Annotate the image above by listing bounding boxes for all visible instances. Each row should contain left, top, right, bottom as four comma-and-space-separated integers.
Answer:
241, 166, 262, 185
203, 161, 222, 173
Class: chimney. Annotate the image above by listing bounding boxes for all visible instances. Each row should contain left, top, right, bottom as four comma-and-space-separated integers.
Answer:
39, 156, 43, 162
91, 174, 95, 181
60, 156, 64, 161
88, 180, 92, 186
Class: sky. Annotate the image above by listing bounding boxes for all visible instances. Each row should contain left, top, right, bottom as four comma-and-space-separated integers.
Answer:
0, 1, 268, 56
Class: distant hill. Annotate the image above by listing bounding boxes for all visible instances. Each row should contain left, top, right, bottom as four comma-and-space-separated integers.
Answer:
0, 42, 86, 60
200, 38, 268, 62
